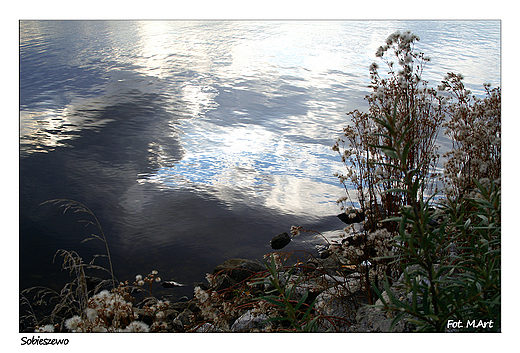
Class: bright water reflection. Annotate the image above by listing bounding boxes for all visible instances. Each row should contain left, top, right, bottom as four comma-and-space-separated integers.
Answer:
19, 21, 500, 296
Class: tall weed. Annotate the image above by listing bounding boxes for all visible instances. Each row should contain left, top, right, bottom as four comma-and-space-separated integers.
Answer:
332, 30, 500, 332
367, 95, 500, 332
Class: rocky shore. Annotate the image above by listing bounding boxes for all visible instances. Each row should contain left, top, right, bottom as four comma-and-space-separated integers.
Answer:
146, 239, 414, 333
28, 227, 417, 333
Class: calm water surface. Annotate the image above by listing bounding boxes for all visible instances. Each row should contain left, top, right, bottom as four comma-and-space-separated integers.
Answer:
19, 20, 500, 298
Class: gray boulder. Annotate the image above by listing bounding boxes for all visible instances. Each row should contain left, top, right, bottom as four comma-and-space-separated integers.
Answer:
231, 310, 269, 332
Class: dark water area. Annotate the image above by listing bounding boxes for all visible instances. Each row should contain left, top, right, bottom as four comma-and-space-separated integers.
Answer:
19, 20, 500, 300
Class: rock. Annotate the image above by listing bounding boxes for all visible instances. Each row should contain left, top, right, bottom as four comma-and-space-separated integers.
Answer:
348, 265, 425, 332
314, 253, 356, 276
231, 310, 269, 332
213, 258, 265, 283
315, 282, 359, 332
172, 308, 193, 331
169, 300, 191, 312
194, 282, 209, 291
195, 322, 222, 333
352, 303, 415, 333
270, 232, 291, 249
212, 274, 236, 292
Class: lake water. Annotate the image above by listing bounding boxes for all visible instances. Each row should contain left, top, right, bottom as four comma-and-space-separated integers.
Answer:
19, 20, 500, 299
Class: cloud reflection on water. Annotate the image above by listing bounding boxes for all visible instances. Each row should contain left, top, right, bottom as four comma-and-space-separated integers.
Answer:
20, 20, 500, 219
128, 20, 500, 218
19, 20, 500, 297
142, 120, 343, 217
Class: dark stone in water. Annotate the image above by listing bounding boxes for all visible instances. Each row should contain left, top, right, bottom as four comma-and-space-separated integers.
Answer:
337, 209, 365, 224
195, 282, 209, 291
270, 232, 291, 249
161, 280, 186, 288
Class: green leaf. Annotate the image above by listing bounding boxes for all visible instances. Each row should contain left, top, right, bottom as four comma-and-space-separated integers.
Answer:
303, 316, 319, 332
370, 132, 393, 140
373, 117, 396, 136
372, 281, 388, 307
381, 216, 404, 223
260, 295, 284, 307
389, 311, 406, 332
284, 284, 294, 298
399, 216, 407, 235
412, 277, 418, 312
401, 139, 415, 164
422, 290, 430, 315
251, 279, 273, 286
294, 291, 309, 311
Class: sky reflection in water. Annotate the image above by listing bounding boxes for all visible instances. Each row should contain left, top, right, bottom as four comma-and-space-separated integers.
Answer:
19, 21, 500, 293
130, 20, 500, 216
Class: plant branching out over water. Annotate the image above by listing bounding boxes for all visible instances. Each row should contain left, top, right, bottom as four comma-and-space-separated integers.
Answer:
333, 31, 445, 228
331, 31, 448, 305
329, 30, 500, 331
439, 74, 501, 199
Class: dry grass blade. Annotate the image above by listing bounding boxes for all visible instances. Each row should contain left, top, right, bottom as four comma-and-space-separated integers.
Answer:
41, 199, 116, 288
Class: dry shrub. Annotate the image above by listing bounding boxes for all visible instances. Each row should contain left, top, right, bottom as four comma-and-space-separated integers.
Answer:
440, 73, 501, 198
333, 30, 445, 231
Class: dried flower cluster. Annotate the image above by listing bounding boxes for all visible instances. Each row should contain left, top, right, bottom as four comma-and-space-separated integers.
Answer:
55, 270, 171, 332
334, 30, 500, 215
134, 269, 162, 295
34, 324, 57, 332
439, 73, 501, 198
194, 286, 235, 330
63, 287, 142, 332
336, 226, 395, 264
194, 280, 275, 332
